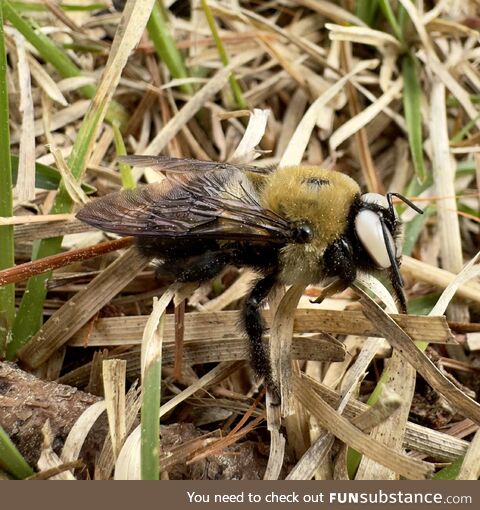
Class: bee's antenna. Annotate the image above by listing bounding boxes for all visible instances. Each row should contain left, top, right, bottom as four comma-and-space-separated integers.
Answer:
386, 192, 424, 218
379, 216, 407, 313
379, 217, 404, 286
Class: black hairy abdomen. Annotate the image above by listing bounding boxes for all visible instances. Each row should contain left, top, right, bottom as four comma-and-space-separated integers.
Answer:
137, 236, 217, 259
136, 236, 280, 282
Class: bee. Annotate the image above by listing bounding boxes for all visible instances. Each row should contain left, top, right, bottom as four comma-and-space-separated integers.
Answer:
76, 156, 422, 398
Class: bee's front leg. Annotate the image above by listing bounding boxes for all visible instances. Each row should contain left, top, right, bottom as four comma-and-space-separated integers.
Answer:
323, 237, 356, 288
311, 278, 350, 304
242, 272, 280, 404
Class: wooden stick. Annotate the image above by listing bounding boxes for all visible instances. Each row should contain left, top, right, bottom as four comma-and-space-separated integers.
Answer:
0, 237, 134, 286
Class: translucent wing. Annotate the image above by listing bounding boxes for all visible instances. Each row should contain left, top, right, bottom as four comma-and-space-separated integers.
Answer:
117, 155, 275, 175
77, 161, 295, 243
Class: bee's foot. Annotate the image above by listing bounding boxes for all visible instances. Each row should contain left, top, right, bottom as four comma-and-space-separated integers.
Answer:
267, 383, 281, 406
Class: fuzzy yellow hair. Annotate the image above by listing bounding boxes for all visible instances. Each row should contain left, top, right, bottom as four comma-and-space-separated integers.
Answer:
259, 165, 360, 251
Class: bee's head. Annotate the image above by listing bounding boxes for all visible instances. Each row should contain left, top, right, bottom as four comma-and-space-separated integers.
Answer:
353, 192, 423, 312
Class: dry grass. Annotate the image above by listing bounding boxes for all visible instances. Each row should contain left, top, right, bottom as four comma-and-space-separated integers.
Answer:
1, 0, 480, 480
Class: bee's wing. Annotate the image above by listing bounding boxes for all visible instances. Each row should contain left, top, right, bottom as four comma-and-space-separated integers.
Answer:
76, 166, 295, 242
117, 155, 274, 175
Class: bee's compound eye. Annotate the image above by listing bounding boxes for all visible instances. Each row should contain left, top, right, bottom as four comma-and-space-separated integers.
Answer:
360, 192, 389, 209
294, 223, 313, 243
355, 209, 395, 268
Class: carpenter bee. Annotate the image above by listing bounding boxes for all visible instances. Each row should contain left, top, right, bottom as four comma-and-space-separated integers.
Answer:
76, 156, 422, 398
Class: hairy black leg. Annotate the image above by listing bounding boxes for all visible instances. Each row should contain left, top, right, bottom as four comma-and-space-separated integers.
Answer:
389, 267, 408, 313
311, 238, 356, 304
311, 278, 350, 304
323, 237, 356, 286
242, 273, 279, 403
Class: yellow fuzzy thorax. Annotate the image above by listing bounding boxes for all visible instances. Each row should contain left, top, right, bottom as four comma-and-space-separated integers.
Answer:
259, 165, 361, 251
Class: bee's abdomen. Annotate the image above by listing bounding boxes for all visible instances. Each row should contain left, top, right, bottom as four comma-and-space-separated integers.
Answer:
137, 238, 281, 282
136, 236, 218, 259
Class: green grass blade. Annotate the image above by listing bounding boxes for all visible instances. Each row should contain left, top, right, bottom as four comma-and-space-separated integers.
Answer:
355, 0, 379, 27
407, 294, 441, 315
0, 1, 15, 356
397, 3, 409, 36
458, 202, 479, 220
10, 2, 107, 12
61, 2, 108, 11
378, 0, 404, 44
140, 359, 162, 479
4, 1, 91, 93
8, 238, 62, 358
147, 2, 192, 95
0, 425, 33, 479
3, 0, 127, 126
200, 0, 247, 109
141, 312, 165, 480
433, 458, 462, 480
402, 54, 426, 183
11, 155, 95, 192
447, 94, 480, 107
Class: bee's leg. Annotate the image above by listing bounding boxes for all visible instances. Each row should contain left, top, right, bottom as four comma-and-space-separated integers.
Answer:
311, 278, 350, 304
323, 237, 356, 288
389, 268, 408, 313
242, 273, 279, 404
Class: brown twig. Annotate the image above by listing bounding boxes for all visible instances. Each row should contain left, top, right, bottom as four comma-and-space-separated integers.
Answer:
0, 237, 134, 286
26, 461, 85, 480
448, 321, 480, 334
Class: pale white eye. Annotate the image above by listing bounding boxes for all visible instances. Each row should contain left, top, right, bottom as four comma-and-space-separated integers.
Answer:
360, 192, 389, 209
355, 209, 395, 269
